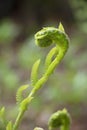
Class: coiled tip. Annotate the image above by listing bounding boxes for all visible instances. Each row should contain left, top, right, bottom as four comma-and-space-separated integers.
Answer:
48, 109, 71, 130
35, 28, 53, 47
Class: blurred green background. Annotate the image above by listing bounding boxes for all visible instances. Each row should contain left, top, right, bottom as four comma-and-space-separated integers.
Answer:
0, 0, 87, 130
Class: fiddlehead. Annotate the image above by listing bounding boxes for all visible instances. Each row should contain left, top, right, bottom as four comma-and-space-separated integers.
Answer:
28, 23, 69, 98
29, 23, 69, 94
35, 23, 69, 77
48, 109, 71, 130
12, 23, 70, 130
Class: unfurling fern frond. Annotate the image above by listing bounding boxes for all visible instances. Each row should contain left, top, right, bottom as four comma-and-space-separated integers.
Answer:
13, 23, 70, 130
48, 109, 71, 130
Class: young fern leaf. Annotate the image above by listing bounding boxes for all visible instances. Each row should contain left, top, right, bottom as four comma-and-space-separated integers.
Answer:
13, 23, 70, 130
45, 47, 58, 70
16, 84, 29, 104
6, 121, 12, 130
35, 25, 69, 77
48, 109, 71, 130
30, 59, 41, 86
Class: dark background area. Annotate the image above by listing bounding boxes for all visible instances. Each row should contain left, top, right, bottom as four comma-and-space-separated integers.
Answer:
0, 0, 74, 45
0, 0, 87, 130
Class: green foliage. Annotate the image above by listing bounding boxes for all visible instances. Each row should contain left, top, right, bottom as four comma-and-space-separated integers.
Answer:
0, 23, 70, 130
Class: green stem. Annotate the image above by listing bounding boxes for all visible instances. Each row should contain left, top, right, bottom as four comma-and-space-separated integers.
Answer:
13, 48, 65, 130
13, 110, 25, 130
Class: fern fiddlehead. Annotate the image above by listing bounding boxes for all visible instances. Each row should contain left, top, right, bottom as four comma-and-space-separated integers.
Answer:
48, 109, 71, 130
12, 23, 70, 130
28, 23, 69, 97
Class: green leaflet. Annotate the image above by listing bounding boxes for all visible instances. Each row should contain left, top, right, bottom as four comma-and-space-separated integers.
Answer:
30, 59, 41, 86
0, 107, 5, 119
0, 107, 7, 124
45, 47, 58, 70
6, 121, 12, 130
58, 22, 65, 33
16, 84, 29, 104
